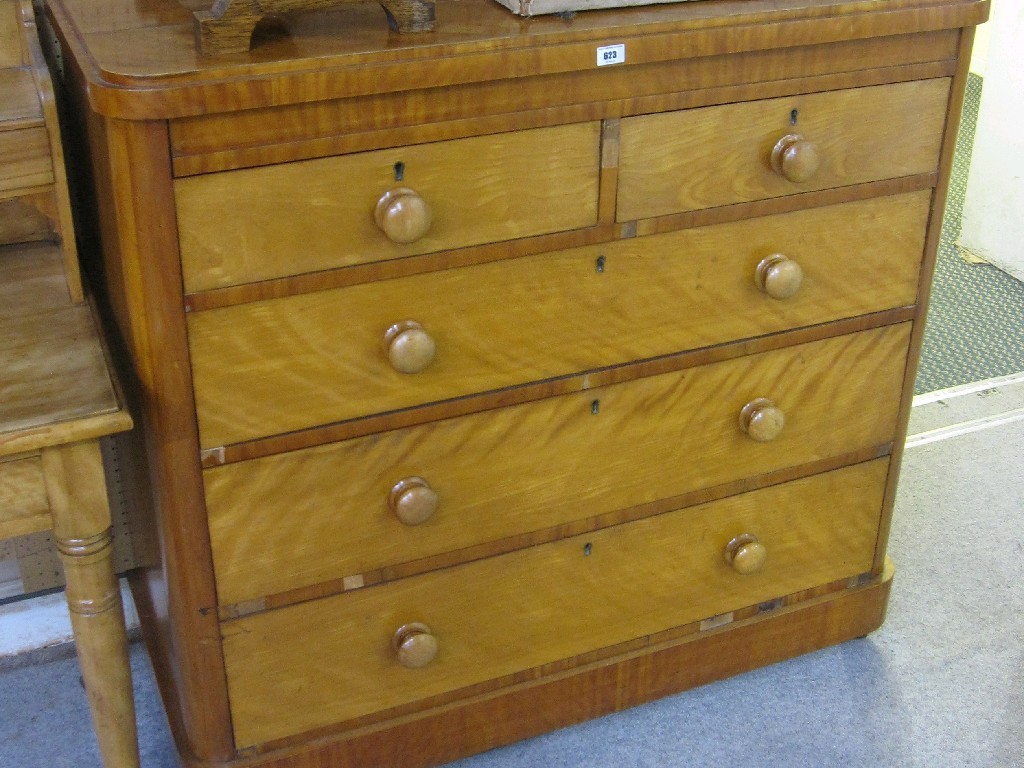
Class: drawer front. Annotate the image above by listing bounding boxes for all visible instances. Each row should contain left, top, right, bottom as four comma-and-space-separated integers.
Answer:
617, 79, 949, 221
0, 126, 52, 193
0, 455, 50, 539
189, 193, 927, 448
206, 323, 910, 605
175, 122, 601, 293
222, 458, 889, 747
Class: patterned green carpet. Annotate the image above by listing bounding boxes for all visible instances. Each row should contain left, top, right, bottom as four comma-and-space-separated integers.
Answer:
915, 74, 1024, 394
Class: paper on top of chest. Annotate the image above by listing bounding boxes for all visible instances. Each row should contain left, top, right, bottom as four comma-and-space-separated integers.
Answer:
492, 0, 701, 17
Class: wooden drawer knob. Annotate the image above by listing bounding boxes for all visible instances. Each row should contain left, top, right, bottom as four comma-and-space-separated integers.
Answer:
739, 397, 785, 442
755, 254, 804, 300
393, 622, 438, 669
389, 477, 438, 526
771, 134, 820, 183
724, 533, 767, 575
384, 320, 436, 374
375, 187, 432, 244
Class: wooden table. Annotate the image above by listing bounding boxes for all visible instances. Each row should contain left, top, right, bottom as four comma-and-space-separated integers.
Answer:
0, 273, 137, 768
44, 0, 988, 766
1, 1, 138, 764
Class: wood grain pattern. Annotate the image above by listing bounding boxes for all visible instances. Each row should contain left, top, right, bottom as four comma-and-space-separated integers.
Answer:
88, 114, 236, 762
169, 30, 958, 175
0, 196, 54, 244
202, 309, 914, 467
0, 303, 125, 450
0, 455, 50, 538
43, 0, 989, 764
222, 459, 888, 747
45, 0, 987, 120
43, 440, 140, 768
0, 67, 40, 125
175, 122, 601, 292
0, 241, 70, 316
618, 79, 950, 220
189, 193, 926, 449
206, 324, 910, 605
194, 0, 434, 55
0, 125, 52, 193
229, 560, 894, 767
21, 2, 84, 301
186, 175, 933, 313
0, 0, 23, 69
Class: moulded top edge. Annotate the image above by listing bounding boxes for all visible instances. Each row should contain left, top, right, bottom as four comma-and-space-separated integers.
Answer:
46, 0, 989, 120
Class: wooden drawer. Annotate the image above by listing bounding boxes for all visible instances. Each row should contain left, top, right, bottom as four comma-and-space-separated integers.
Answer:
189, 193, 927, 449
206, 323, 910, 606
222, 458, 889, 747
0, 125, 51, 194
0, 455, 50, 539
617, 79, 949, 221
175, 122, 601, 293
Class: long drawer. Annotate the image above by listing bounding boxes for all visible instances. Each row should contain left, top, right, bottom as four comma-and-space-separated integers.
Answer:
617, 79, 949, 221
206, 323, 911, 606
175, 122, 601, 292
188, 193, 927, 448
221, 458, 889, 747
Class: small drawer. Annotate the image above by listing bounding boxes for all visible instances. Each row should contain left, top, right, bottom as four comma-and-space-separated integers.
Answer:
0, 455, 50, 539
175, 122, 601, 293
188, 192, 927, 449
221, 458, 889, 747
0, 126, 52, 194
617, 79, 949, 221
205, 323, 910, 606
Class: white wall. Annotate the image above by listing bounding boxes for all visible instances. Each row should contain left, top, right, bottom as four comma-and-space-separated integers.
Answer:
960, 3, 1024, 282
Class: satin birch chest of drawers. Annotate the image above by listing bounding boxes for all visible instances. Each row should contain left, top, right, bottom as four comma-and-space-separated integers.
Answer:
45, 0, 988, 765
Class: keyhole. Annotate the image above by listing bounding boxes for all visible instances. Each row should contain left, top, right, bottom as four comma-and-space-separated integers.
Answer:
790, 109, 799, 126
394, 161, 405, 181
591, 399, 600, 415
596, 256, 606, 273
584, 543, 593, 556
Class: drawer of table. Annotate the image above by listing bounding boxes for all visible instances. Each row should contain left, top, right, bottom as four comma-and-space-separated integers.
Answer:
0, 455, 50, 539
189, 192, 927, 449
617, 79, 949, 221
205, 322, 910, 606
175, 122, 601, 293
0, 126, 52, 194
221, 458, 889, 748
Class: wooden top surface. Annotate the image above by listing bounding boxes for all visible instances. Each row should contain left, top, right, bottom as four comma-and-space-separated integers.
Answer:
0, 68, 41, 128
0, 243, 131, 455
47, 0, 988, 119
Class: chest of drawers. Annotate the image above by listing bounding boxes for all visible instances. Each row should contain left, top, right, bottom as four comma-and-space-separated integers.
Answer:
45, 0, 987, 765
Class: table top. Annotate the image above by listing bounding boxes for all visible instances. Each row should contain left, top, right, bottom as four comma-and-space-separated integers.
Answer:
47, 0, 988, 118
0, 243, 131, 456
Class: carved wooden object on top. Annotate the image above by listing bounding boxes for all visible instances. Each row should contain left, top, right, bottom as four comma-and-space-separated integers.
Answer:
194, 0, 435, 55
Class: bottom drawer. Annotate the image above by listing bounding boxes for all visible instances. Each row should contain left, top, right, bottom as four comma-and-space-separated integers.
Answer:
222, 459, 889, 748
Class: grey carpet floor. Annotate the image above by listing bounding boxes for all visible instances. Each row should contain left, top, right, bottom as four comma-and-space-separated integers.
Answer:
2, 385, 1022, 767
915, 74, 1024, 393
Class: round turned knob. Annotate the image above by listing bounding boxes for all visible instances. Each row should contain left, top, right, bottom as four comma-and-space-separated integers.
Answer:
739, 397, 785, 442
771, 134, 820, 183
392, 622, 438, 669
724, 533, 768, 575
375, 187, 432, 244
755, 254, 804, 300
384, 320, 436, 374
389, 477, 438, 526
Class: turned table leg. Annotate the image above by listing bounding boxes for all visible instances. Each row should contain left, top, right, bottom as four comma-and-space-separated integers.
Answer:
42, 441, 141, 768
